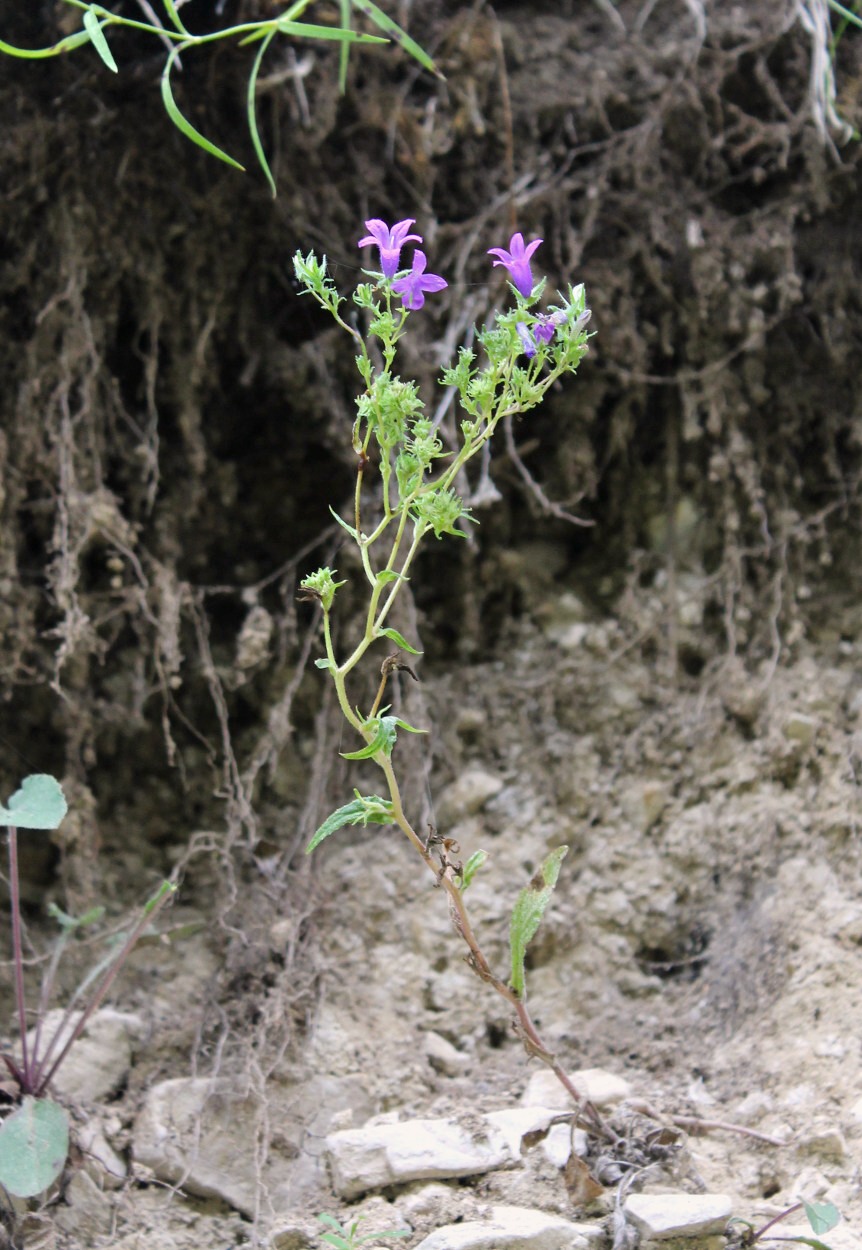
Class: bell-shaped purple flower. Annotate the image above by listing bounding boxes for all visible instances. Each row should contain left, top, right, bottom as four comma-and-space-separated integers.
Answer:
487, 232, 543, 298
358, 218, 423, 279
391, 250, 448, 310
516, 322, 537, 359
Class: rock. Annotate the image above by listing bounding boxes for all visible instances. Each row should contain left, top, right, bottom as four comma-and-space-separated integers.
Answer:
268, 1219, 317, 1249
783, 712, 817, 746
134, 1072, 374, 1213
413, 1205, 604, 1250
29, 1008, 141, 1104
54, 1170, 113, 1240
521, 1068, 632, 1111
539, 1123, 588, 1169
399, 1182, 462, 1222
326, 1107, 561, 1199
436, 770, 504, 825
797, 1125, 848, 1162
624, 1193, 732, 1239
424, 1031, 470, 1076
77, 1118, 127, 1186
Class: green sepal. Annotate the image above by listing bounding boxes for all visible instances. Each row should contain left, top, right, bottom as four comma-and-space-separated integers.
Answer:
509, 846, 568, 997
329, 506, 359, 541
0, 775, 67, 830
460, 849, 487, 890
83, 8, 117, 72
306, 792, 395, 854
377, 626, 422, 655
314, 658, 334, 670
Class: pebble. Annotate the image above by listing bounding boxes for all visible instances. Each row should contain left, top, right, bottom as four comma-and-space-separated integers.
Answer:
413, 1205, 604, 1250
521, 1068, 632, 1111
424, 1031, 470, 1076
623, 1193, 732, 1239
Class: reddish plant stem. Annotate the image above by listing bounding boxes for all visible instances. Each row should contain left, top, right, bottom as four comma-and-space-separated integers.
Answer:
378, 757, 617, 1144
6, 827, 32, 1090
752, 1202, 803, 1242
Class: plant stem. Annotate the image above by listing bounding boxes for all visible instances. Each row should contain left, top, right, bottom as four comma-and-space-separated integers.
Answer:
6, 827, 32, 1090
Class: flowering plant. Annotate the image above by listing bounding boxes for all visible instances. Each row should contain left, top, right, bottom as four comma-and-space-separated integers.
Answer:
294, 220, 605, 1133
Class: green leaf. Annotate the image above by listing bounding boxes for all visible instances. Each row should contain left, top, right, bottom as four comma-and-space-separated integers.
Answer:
349, 0, 441, 77
460, 849, 488, 890
509, 846, 568, 997
377, 626, 422, 655
306, 793, 394, 853
320, 1237, 349, 1250
375, 569, 405, 586
315, 657, 334, 670
247, 28, 277, 198
161, 46, 245, 172
0, 775, 67, 830
784, 1239, 837, 1250
341, 716, 396, 760
83, 8, 117, 72
162, 0, 191, 36
0, 1097, 69, 1197
329, 506, 359, 541
803, 1201, 841, 1236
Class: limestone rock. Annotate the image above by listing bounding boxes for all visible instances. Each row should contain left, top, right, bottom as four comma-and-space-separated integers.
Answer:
424, 1031, 470, 1076
326, 1107, 561, 1199
521, 1068, 632, 1111
54, 1170, 113, 1240
436, 769, 504, 825
29, 1008, 141, 1104
413, 1205, 604, 1250
624, 1193, 732, 1239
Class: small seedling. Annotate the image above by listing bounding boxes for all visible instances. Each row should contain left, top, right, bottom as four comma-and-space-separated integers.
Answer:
316, 1212, 410, 1250
0, 774, 177, 1197
729, 1197, 841, 1249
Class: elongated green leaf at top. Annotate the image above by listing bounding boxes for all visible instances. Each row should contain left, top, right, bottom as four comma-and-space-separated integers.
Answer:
83, 8, 117, 72
247, 27, 278, 197
350, 0, 441, 78
0, 1097, 69, 1197
377, 626, 422, 655
509, 846, 568, 997
0, 774, 67, 830
329, 505, 359, 541
306, 793, 394, 853
161, 46, 245, 172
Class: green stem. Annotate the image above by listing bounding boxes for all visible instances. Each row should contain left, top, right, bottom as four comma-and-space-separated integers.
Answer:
6, 828, 32, 1089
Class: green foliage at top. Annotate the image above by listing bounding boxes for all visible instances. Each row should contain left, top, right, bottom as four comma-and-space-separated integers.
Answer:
0, 2, 439, 196
316, 1212, 410, 1250
509, 847, 568, 997
0, 775, 67, 830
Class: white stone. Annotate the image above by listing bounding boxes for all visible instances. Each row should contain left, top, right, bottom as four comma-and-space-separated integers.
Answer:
77, 1118, 127, 1186
326, 1107, 561, 1199
436, 770, 504, 824
424, 1031, 469, 1076
624, 1193, 732, 1238
28, 1008, 142, 1104
539, 1123, 588, 1169
521, 1068, 632, 1111
54, 1171, 113, 1240
414, 1205, 604, 1250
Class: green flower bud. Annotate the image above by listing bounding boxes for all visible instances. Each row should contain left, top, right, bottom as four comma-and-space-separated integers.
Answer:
299, 567, 346, 611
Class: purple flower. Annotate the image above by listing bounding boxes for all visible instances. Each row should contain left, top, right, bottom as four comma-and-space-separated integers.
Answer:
533, 316, 557, 346
516, 322, 537, 359
391, 250, 448, 310
487, 232, 543, 298
358, 218, 423, 279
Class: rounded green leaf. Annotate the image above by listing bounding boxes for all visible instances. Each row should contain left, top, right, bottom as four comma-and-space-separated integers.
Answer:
0, 774, 68, 830
0, 1097, 69, 1197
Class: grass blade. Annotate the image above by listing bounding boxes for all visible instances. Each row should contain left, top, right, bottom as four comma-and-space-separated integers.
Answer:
83, 7, 118, 72
247, 28, 277, 197
349, 0, 442, 78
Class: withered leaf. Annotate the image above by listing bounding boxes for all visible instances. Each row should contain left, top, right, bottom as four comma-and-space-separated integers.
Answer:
563, 1154, 604, 1207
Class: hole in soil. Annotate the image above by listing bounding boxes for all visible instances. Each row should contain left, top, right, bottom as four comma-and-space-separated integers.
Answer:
486, 1021, 509, 1048
762, 1179, 781, 1199
636, 925, 711, 980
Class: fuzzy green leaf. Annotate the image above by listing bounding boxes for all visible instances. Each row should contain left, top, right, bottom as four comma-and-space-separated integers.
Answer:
329, 506, 359, 541
83, 8, 117, 72
803, 1201, 840, 1236
0, 1098, 69, 1197
161, 47, 245, 172
377, 627, 422, 655
509, 846, 568, 997
460, 849, 488, 890
306, 794, 394, 854
0, 775, 67, 830
375, 569, 405, 587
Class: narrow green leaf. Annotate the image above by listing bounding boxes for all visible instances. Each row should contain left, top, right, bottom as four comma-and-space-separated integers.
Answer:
83, 8, 117, 72
329, 506, 359, 541
378, 626, 422, 655
277, 21, 386, 44
0, 29, 94, 59
803, 1201, 841, 1235
160, 47, 245, 172
0, 1098, 69, 1197
375, 569, 405, 586
247, 28, 277, 198
349, 0, 441, 77
340, 719, 393, 760
785, 1239, 837, 1250
509, 846, 568, 997
392, 716, 426, 735
317, 1214, 347, 1232
461, 849, 488, 890
828, 0, 862, 30
0, 775, 67, 830
321, 1237, 350, 1250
